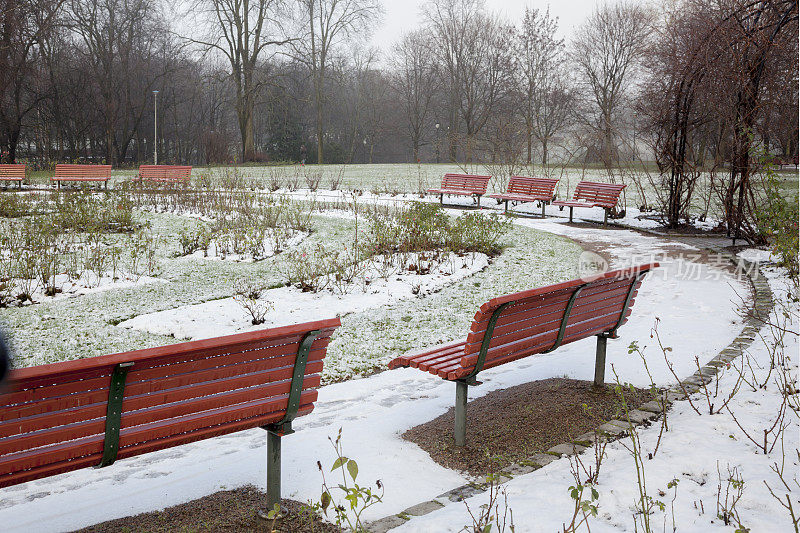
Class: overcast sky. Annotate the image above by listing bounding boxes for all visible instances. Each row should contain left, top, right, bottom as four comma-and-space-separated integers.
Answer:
369, 0, 600, 53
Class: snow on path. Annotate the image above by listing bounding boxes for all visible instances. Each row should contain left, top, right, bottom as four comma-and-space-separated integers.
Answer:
0, 219, 749, 532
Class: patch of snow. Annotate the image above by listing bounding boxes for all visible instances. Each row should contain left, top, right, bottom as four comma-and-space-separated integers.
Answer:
737, 247, 778, 264
118, 252, 489, 340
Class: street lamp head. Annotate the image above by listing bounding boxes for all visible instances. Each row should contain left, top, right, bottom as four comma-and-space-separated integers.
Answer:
153, 90, 159, 95
435, 123, 440, 130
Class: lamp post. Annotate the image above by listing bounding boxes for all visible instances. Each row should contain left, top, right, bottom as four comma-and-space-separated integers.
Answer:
435, 123, 440, 163
153, 90, 159, 165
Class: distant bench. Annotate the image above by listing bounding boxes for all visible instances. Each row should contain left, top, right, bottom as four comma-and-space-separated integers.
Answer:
0, 164, 25, 189
552, 181, 626, 226
486, 176, 559, 217
0, 317, 340, 509
52, 164, 111, 189
389, 264, 657, 446
428, 173, 491, 208
138, 165, 192, 184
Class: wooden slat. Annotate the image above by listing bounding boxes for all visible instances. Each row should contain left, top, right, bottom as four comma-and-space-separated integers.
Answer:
0, 317, 340, 489
387, 264, 655, 381
2, 333, 333, 408
52, 164, 112, 182
139, 165, 192, 181
0, 164, 25, 180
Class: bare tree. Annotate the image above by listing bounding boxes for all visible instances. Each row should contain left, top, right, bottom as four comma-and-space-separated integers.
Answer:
390, 29, 439, 162
572, 1, 653, 167
515, 7, 565, 165
187, 0, 292, 162
0, 0, 63, 162
70, 0, 176, 164
294, 0, 382, 164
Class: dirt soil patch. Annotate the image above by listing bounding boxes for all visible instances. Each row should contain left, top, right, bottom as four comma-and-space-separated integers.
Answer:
403, 378, 657, 477
74, 485, 341, 533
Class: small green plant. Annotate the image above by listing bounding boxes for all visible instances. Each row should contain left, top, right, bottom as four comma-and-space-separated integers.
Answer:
316, 428, 384, 532
564, 479, 599, 532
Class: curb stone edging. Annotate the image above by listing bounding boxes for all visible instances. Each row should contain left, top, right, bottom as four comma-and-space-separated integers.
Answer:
364, 239, 773, 533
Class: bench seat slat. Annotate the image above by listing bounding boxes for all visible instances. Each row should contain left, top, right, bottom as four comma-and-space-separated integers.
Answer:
388, 340, 464, 369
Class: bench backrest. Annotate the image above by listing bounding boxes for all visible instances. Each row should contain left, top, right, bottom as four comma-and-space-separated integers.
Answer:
441, 173, 491, 194
139, 165, 192, 181
441, 264, 657, 381
54, 164, 112, 179
0, 317, 340, 488
506, 176, 559, 198
571, 181, 626, 208
0, 164, 25, 180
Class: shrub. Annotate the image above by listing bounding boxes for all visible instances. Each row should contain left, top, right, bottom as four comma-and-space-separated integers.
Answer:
757, 164, 799, 290
365, 202, 510, 258
233, 279, 272, 325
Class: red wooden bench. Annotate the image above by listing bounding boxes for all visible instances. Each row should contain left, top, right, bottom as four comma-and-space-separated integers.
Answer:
389, 264, 657, 446
52, 164, 112, 189
138, 165, 192, 183
428, 173, 492, 208
0, 317, 340, 510
0, 164, 25, 189
485, 176, 559, 217
552, 181, 626, 226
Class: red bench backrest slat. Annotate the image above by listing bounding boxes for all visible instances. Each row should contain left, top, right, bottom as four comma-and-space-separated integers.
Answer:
54, 164, 112, 180
139, 165, 192, 180
0, 164, 25, 180
449, 264, 656, 380
441, 173, 491, 194
572, 181, 626, 207
0, 317, 340, 488
506, 176, 558, 197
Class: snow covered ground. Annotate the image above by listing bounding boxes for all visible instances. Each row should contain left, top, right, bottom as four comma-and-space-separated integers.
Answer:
119, 251, 489, 340
0, 213, 766, 533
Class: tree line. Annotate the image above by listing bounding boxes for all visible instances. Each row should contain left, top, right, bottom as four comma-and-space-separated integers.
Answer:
0, 0, 796, 182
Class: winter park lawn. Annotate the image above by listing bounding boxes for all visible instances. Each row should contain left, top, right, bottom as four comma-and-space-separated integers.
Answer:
0, 184, 797, 532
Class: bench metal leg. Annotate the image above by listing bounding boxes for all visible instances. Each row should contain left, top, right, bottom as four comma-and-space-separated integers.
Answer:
440, 194, 443, 205
541, 201, 546, 218
454, 380, 468, 447
476, 195, 481, 208
594, 335, 607, 386
603, 209, 608, 227
504, 200, 508, 212
266, 430, 282, 510
568, 206, 573, 223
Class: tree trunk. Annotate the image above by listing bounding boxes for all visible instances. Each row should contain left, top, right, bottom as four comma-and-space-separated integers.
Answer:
541, 138, 548, 167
